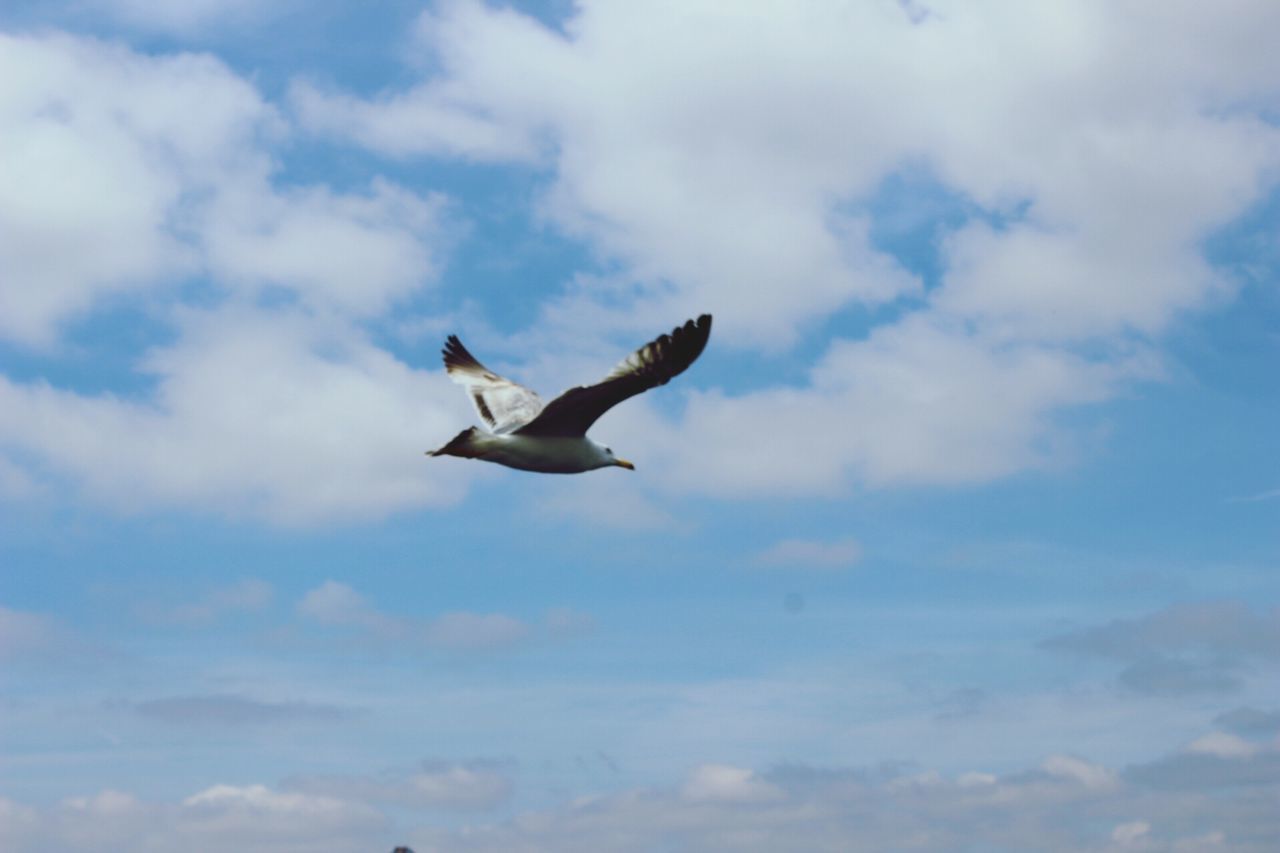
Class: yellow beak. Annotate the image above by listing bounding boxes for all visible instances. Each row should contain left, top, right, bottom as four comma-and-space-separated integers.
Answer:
615, 458, 636, 470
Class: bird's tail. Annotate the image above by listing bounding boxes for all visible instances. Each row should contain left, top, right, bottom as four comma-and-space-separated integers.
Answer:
427, 426, 482, 459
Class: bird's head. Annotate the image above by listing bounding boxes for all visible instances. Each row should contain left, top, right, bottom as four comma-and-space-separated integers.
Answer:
599, 444, 635, 471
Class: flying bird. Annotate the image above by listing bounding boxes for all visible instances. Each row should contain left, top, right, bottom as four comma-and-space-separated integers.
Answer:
428, 314, 712, 473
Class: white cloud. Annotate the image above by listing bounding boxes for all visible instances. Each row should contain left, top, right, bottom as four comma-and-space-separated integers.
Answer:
2, 738, 1278, 852
144, 579, 273, 627
681, 764, 784, 803
0, 307, 469, 523
1048, 602, 1280, 660
1042, 753, 1117, 790
1186, 732, 1259, 760
1229, 488, 1280, 504
289, 0, 570, 163
291, 0, 1280, 497
1214, 707, 1280, 738
301, 0, 1280, 339
398, 748, 1275, 852
288, 761, 513, 812
0, 32, 471, 524
425, 611, 531, 651
545, 606, 596, 639
0, 783, 384, 853
62, 789, 143, 816
402, 763, 512, 810
0, 796, 39, 844
752, 538, 862, 570
297, 580, 396, 634
0, 604, 69, 662
296, 0, 939, 344
201, 177, 445, 317
0, 32, 270, 348
1042, 601, 1280, 696
296, 580, 554, 653
0, 456, 43, 500
957, 771, 996, 788
1125, 736, 1280, 793
5, 4, 1280, 515
622, 316, 1155, 497
178, 784, 385, 849
184, 782, 347, 812
1172, 832, 1229, 852
1111, 820, 1151, 847
133, 694, 353, 726
290, 80, 541, 163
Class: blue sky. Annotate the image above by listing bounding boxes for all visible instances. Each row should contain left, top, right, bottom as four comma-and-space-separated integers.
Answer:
1, 2, 1279, 850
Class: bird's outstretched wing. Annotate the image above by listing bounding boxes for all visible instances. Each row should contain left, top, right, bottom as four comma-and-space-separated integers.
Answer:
514, 314, 712, 438
443, 336, 543, 434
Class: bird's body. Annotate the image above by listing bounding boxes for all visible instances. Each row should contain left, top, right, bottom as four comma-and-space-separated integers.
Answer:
428, 315, 712, 474
432, 427, 623, 473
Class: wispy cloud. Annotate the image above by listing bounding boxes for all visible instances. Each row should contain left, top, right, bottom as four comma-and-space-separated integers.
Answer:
1042, 601, 1280, 661
1041, 600, 1280, 696
132, 694, 355, 726
1214, 707, 1280, 738
295, 581, 590, 653
140, 579, 273, 627
286, 759, 514, 812
402, 749, 1275, 851
2, 730, 1278, 851
1228, 487, 1280, 504
0, 604, 64, 662
1125, 738, 1280, 792
0, 604, 98, 664
297, 580, 397, 635
751, 538, 863, 570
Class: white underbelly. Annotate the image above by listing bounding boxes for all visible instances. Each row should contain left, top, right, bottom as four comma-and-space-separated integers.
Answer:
476, 435, 603, 473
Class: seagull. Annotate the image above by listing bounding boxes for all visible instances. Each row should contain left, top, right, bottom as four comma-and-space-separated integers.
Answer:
428, 314, 712, 473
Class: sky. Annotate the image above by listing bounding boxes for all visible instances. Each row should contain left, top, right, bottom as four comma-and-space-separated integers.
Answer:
1, 1, 1279, 850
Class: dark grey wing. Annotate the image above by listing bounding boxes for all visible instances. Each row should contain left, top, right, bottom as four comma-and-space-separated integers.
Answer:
514, 314, 712, 438
443, 335, 543, 434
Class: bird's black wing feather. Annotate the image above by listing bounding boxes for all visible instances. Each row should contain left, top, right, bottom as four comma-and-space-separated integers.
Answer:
514, 314, 712, 438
